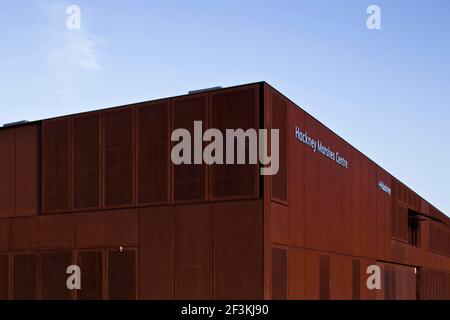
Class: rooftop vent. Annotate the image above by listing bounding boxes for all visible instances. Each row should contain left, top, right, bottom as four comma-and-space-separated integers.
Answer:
188, 86, 223, 95
3, 120, 29, 128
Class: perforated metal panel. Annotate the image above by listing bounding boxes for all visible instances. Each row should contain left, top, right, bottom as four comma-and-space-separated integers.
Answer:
210, 87, 259, 199
393, 180, 421, 211
13, 254, 37, 300
15, 125, 40, 217
429, 223, 450, 256
391, 201, 408, 242
43, 119, 70, 212
271, 248, 287, 300
73, 114, 100, 209
40, 251, 72, 300
213, 201, 263, 299
77, 251, 103, 300
0, 129, 15, 218
0, 255, 8, 300
107, 249, 137, 300
140, 207, 174, 299
103, 108, 134, 207
319, 255, 330, 300
384, 265, 396, 300
75, 209, 138, 248
137, 102, 169, 204
174, 204, 212, 299
271, 92, 287, 203
172, 96, 207, 202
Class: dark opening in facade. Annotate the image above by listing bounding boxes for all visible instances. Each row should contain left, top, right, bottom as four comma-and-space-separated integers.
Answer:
408, 210, 420, 247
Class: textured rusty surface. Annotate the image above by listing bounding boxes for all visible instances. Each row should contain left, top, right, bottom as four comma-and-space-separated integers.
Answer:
72, 113, 101, 210
107, 249, 137, 300
209, 86, 260, 200
265, 83, 450, 300
75, 209, 138, 248
10, 214, 73, 250
13, 253, 37, 300
171, 95, 208, 202
271, 92, 287, 203
76, 250, 104, 300
0, 82, 448, 300
0, 128, 15, 218
0, 254, 8, 299
39, 251, 72, 300
0, 220, 9, 252
103, 108, 134, 208
137, 101, 170, 205
139, 206, 174, 299
15, 125, 39, 216
213, 200, 263, 299
270, 202, 288, 246
271, 247, 287, 300
174, 203, 212, 299
42, 119, 70, 213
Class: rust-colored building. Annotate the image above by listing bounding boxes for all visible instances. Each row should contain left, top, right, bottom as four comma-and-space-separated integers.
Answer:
0, 82, 449, 300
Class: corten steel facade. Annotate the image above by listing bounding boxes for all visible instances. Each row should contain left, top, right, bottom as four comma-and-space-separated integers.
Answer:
0, 82, 449, 300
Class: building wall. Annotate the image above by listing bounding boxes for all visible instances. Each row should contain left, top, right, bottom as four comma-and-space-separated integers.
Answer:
264, 83, 450, 300
0, 82, 449, 300
0, 200, 263, 300
0, 84, 264, 300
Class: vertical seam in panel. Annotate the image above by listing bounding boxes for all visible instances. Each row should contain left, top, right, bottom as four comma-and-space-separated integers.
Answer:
167, 100, 171, 204
205, 94, 209, 202
9, 252, 15, 300
137, 209, 141, 299
135, 106, 139, 206
9, 252, 12, 300
258, 83, 264, 199
36, 252, 40, 300
101, 112, 106, 209
99, 112, 104, 209
172, 205, 175, 299
72, 213, 76, 298
285, 94, 289, 206
207, 93, 213, 201
211, 202, 214, 299
132, 107, 137, 207
13, 128, 16, 217
36, 124, 42, 214
255, 86, 260, 199
105, 248, 108, 299
169, 100, 174, 204
69, 118, 73, 212
10, 254, 14, 300
73, 248, 78, 300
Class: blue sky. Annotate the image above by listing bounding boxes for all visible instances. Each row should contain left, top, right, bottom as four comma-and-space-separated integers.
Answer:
0, 0, 449, 215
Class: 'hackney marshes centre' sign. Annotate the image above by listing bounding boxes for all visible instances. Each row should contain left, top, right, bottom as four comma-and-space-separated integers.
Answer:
294, 126, 349, 169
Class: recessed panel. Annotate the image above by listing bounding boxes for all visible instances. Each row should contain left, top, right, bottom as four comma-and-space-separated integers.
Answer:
43, 119, 70, 212
77, 251, 103, 300
172, 96, 207, 202
13, 254, 37, 300
107, 250, 137, 300
40, 251, 72, 300
137, 102, 169, 204
73, 113, 100, 209
210, 86, 259, 199
103, 108, 133, 207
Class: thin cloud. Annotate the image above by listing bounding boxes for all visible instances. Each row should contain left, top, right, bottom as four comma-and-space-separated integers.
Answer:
48, 30, 102, 71
38, 0, 103, 72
